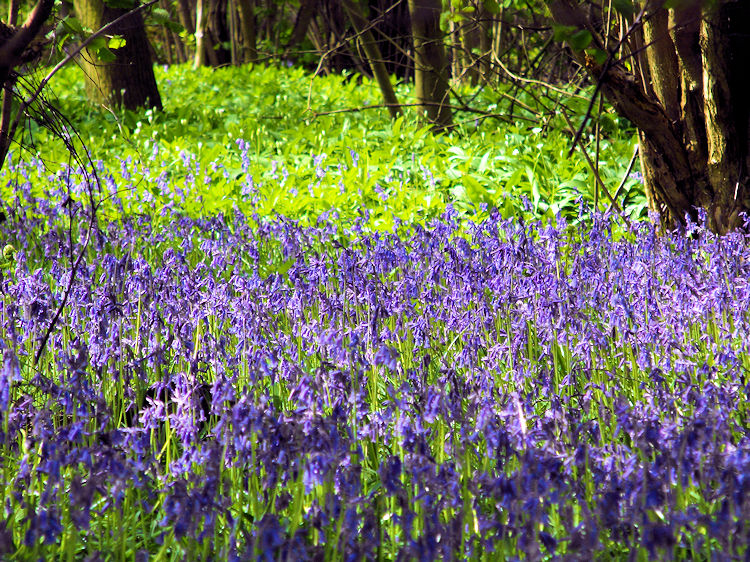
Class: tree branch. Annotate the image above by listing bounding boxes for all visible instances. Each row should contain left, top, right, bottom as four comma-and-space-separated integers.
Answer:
0, 0, 54, 74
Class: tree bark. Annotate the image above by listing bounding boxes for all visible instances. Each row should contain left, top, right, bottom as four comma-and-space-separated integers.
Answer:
547, 0, 750, 233
0, 0, 21, 166
408, 0, 452, 130
73, 0, 162, 111
477, 2, 491, 83
194, 0, 230, 67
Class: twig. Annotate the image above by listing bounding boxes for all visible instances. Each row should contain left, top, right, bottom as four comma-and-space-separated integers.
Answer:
567, 5, 648, 157
31, 1, 158, 366
607, 143, 639, 214
7, 0, 159, 148
560, 106, 631, 226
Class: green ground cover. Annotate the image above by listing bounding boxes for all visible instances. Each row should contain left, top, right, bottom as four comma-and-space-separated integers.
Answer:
17, 62, 644, 227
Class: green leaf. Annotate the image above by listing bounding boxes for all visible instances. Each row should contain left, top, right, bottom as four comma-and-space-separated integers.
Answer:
87, 35, 108, 51
552, 24, 578, 43
151, 7, 171, 24
483, 0, 501, 15
59, 16, 84, 35
164, 20, 183, 32
96, 47, 117, 62
587, 47, 608, 66
108, 36, 126, 49
569, 30, 593, 51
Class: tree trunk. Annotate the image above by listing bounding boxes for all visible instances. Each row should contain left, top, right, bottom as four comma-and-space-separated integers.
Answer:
175, 0, 195, 33
194, 0, 231, 67
548, 0, 750, 233
285, 0, 316, 52
0, 0, 21, 166
236, 0, 257, 62
342, 0, 402, 119
194, 0, 208, 66
73, 0, 162, 110
408, 0, 452, 130
459, 7, 479, 84
477, 2, 491, 83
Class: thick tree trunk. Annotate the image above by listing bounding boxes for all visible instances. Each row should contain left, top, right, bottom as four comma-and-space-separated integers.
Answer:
73, 0, 162, 111
548, 0, 750, 233
408, 0, 452, 130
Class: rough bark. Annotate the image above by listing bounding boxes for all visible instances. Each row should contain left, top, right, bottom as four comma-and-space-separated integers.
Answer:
73, 0, 162, 111
547, 0, 750, 233
408, 0, 452, 130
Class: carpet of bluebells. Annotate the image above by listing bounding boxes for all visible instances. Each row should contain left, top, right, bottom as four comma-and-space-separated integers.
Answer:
1, 153, 750, 560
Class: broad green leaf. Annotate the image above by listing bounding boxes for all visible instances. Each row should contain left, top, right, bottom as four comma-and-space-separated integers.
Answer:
569, 30, 593, 51
95, 46, 117, 62
483, 0, 502, 15
552, 24, 577, 43
150, 7, 172, 25
58, 16, 84, 35
108, 36, 126, 49
587, 47, 608, 65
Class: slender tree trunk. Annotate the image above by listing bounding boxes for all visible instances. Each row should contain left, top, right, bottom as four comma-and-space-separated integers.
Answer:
73, 0, 162, 110
477, 2, 491, 83
408, 0, 452, 130
194, 0, 212, 67
286, 0, 316, 52
172, 29, 188, 63
449, 4, 460, 81
161, 24, 174, 64
236, 0, 257, 62
460, 8, 478, 84
342, 0, 402, 119
229, 0, 238, 65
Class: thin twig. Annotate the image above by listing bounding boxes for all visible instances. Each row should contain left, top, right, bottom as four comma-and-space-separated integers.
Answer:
7, 0, 159, 148
31, 2, 158, 366
560, 106, 631, 226
607, 143, 639, 214
567, 5, 648, 157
